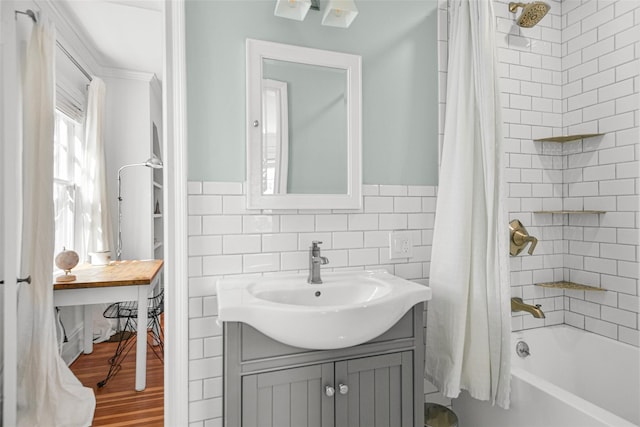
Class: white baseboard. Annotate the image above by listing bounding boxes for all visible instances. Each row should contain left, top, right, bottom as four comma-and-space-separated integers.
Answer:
60, 324, 83, 366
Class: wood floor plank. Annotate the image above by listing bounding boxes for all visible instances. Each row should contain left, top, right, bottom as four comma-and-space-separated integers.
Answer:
69, 336, 164, 426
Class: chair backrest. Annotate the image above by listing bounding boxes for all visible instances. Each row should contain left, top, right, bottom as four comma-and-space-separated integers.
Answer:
148, 289, 164, 317
103, 288, 164, 319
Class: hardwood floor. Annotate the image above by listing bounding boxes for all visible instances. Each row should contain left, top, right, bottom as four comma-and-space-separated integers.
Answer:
69, 338, 164, 426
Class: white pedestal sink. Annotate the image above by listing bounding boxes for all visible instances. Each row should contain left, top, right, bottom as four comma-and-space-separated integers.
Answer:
216, 270, 431, 349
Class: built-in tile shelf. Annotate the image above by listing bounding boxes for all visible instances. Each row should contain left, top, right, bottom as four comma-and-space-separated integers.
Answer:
536, 281, 606, 292
533, 210, 606, 214
533, 133, 605, 143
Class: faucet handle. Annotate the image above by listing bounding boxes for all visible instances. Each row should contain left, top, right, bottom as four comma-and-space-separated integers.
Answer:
311, 240, 323, 248
525, 235, 538, 255
509, 219, 539, 256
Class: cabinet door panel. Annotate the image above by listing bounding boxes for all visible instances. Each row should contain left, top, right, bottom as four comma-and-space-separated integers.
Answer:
242, 363, 333, 427
388, 363, 402, 423
272, 383, 291, 426
335, 352, 413, 427
256, 385, 273, 427
357, 369, 375, 426
374, 366, 391, 423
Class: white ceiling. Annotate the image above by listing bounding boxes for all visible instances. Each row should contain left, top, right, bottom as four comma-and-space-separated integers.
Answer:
61, 0, 163, 79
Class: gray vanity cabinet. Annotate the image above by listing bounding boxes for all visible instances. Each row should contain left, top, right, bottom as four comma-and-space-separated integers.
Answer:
225, 304, 425, 427
242, 363, 334, 427
334, 352, 414, 427
241, 352, 414, 427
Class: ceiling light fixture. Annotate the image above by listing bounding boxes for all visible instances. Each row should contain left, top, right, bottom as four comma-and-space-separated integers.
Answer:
274, 0, 312, 21
322, 0, 358, 28
274, 0, 358, 28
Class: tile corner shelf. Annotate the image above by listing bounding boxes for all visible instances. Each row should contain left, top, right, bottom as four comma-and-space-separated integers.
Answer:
536, 281, 606, 292
533, 210, 606, 214
533, 133, 605, 143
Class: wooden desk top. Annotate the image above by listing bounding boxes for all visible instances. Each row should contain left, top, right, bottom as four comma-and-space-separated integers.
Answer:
53, 259, 164, 290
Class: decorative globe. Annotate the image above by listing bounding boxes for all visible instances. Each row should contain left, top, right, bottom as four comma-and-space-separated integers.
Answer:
55, 249, 79, 282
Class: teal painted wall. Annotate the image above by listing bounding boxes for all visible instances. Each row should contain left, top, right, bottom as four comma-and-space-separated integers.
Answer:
186, 0, 439, 185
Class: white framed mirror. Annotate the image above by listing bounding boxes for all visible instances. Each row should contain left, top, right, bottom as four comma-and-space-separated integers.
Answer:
246, 39, 362, 210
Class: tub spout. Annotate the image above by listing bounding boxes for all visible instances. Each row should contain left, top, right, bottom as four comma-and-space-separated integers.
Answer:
511, 297, 545, 318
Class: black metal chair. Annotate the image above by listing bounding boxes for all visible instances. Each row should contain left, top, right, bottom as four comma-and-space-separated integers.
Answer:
97, 289, 164, 388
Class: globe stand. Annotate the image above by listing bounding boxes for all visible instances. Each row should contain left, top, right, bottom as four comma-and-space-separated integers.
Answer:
56, 270, 77, 283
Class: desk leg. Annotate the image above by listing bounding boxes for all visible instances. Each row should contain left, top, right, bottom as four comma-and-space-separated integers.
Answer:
135, 286, 148, 391
83, 305, 93, 354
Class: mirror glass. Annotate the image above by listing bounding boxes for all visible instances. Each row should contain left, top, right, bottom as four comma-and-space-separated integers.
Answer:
262, 59, 347, 195
247, 39, 361, 209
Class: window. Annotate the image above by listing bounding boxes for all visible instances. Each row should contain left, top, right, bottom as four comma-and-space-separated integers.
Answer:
53, 110, 83, 257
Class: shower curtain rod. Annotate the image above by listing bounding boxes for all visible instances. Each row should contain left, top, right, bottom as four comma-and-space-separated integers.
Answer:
15, 8, 94, 83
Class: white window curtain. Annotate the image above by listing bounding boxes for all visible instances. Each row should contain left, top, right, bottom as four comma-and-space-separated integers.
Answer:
17, 14, 95, 426
425, 0, 511, 408
80, 77, 116, 344
80, 77, 113, 260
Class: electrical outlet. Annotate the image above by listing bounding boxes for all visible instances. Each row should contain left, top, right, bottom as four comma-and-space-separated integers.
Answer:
389, 231, 413, 259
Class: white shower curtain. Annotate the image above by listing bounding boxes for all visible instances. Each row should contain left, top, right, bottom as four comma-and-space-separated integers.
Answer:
81, 77, 116, 343
425, 0, 511, 408
17, 15, 95, 426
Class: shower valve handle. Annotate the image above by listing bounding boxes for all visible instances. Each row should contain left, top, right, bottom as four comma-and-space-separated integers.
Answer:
510, 219, 538, 256
512, 230, 538, 255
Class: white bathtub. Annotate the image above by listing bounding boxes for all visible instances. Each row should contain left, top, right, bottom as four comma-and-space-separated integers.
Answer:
453, 325, 640, 427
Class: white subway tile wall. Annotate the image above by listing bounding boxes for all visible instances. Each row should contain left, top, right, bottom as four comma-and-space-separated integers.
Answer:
560, 0, 639, 344
497, 0, 639, 346
497, 0, 565, 331
186, 182, 437, 424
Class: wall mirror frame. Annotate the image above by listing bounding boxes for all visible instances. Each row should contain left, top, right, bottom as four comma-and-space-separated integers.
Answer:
246, 38, 362, 210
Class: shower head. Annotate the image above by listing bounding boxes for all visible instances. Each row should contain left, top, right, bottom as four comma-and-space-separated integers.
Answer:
508, 2, 550, 28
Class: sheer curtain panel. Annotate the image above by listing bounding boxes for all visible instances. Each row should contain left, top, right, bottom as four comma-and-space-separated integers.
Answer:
17, 14, 95, 426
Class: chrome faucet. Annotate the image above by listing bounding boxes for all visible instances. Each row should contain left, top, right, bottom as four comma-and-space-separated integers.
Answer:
308, 241, 329, 284
511, 297, 545, 318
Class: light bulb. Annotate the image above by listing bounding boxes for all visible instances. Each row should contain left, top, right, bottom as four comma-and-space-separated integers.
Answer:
333, 8, 343, 16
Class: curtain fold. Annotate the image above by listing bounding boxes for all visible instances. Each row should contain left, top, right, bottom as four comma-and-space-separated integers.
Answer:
425, 0, 511, 408
81, 77, 116, 343
17, 15, 96, 426
81, 77, 114, 260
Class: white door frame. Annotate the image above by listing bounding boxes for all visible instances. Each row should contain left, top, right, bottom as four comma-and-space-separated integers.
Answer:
164, 0, 189, 425
1, 1, 20, 424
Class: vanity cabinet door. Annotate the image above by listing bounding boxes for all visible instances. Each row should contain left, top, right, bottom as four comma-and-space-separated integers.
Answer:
334, 351, 414, 427
242, 363, 334, 427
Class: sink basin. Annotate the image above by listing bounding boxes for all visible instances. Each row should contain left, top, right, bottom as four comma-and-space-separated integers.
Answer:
250, 280, 391, 307
216, 270, 431, 349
